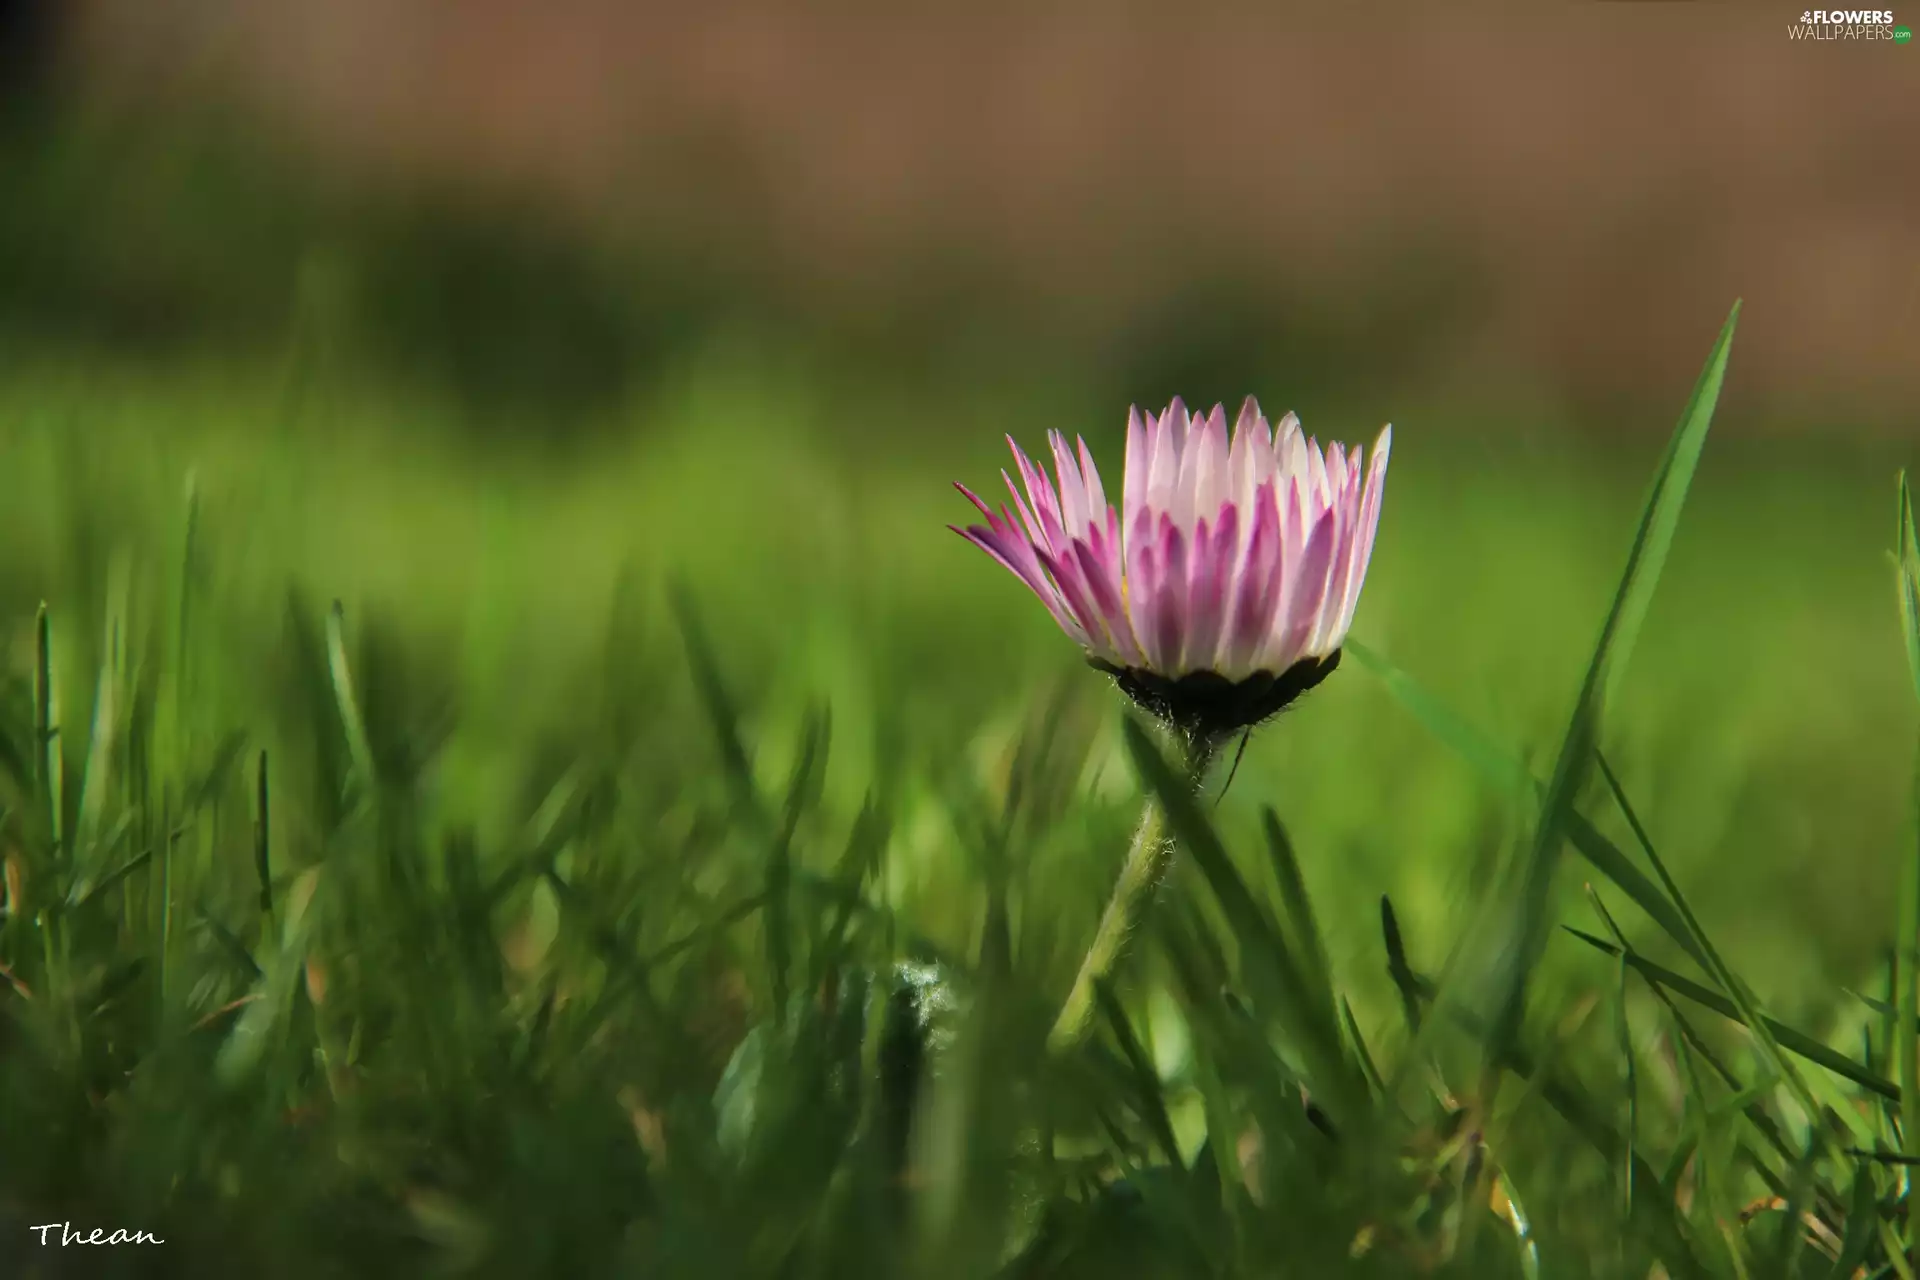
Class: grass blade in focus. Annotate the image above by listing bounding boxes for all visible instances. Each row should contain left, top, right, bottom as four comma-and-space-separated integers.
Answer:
1489, 302, 1739, 1060
1894, 472, 1920, 1166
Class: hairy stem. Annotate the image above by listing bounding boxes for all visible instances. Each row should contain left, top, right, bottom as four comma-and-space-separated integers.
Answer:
1047, 731, 1218, 1052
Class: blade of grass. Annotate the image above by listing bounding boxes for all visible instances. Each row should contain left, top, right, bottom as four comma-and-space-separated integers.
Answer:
1489, 302, 1740, 1062
1490, 1166, 1542, 1280
179, 730, 250, 815
33, 603, 59, 858
1121, 717, 1360, 1121
1892, 471, 1920, 1165
324, 601, 378, 799
1346, 638, 1707, 974
1093, 980, 1183, 1168
1380, 895, 1423, 1034
767, 703, 828, 1026
819, 795, 890, 972
74, 557, 131, 878
1624, 933, 1809, 1198
1340, 997, 1387, 1098
1822, 1160, 1881, 1280
157, 794, 173, 1010
215, 867, 321, 1086
1153, 904, 1260, 1250
1594, 751, 1852, 1172
671, 581, 766, 829
1262, 810, 1335, 1032
1404, 970, 1710, 1279
253, 750, 273, 917
1779, 1149, 1828, 1277
1895, 470, 1920, 705
70, 848, 152, 910
1343, 638, 1529, 792
176, 469, 199, 697
1564, 928, 1897, 1102
1587, 887, 1640, 1232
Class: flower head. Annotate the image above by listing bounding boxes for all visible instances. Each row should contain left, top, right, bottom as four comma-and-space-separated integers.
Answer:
953, 397, 1391, 742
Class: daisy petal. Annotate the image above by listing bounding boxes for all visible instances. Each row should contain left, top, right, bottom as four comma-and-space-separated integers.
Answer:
955, 405, 1392, 697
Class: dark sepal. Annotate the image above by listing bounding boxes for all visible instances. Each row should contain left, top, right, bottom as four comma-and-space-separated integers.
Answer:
1088, 651, 1343, 749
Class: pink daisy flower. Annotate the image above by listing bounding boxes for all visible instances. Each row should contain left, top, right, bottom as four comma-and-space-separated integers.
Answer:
953, 397, 1391, 739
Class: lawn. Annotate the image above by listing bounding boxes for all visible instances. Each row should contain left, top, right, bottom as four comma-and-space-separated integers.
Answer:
2, 311, 1918, 1276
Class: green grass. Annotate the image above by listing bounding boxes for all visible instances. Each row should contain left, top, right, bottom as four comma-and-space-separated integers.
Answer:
2, 315, 1919, 1276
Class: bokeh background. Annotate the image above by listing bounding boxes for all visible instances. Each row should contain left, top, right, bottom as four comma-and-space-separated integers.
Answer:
2, 4, 1917, 1023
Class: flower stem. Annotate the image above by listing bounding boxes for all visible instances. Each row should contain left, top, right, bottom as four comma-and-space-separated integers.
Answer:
1047, 730, 1218, 1053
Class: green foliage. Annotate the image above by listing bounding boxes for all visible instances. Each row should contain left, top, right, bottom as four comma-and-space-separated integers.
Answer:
1, 310, 1917, 1278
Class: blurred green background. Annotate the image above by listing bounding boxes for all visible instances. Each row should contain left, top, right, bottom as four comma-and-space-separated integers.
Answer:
2, 4, 1917, 1047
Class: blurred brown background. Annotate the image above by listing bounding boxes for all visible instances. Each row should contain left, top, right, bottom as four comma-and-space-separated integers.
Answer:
29, 2, 1920, 424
